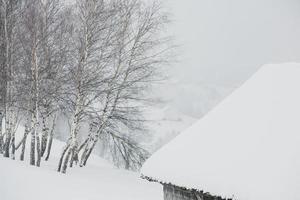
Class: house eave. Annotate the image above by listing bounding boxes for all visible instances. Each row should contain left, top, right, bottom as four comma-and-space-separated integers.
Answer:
141, 174, 232, 200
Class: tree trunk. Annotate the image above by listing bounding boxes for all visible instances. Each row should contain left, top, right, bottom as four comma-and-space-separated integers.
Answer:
30, 129, 36, 165
40, 114, 48, 157
20, 136, 27, 161
11, 134, 15, 160
45, 134, 53, 161
82, 146, 93, 166
45, 114, 56, 161
2, 0, 12, 159
69, 148, 74, 168
0, 134, 3, 154
61, 96, 82, 172
41, 135, 48, 157
20, 122, 29, 161
36, 133, 41, 167
78, 138, 89, 153
57, 144, 70, 172
79, 144, 88, 167
30, 27, 39, 166
0, 114, 3, 154
61, 147, 72, 173
81, 139, 97, 167
69, 147, 80, 168
3, 134, 10, 157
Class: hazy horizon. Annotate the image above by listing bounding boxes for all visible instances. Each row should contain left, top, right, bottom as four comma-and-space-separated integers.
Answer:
155, 0, 300, 118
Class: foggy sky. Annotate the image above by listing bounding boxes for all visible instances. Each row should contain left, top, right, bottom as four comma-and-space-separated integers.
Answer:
166, 0, 300, 86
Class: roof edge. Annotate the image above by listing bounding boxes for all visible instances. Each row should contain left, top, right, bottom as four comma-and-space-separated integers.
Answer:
141, 174, 232, 200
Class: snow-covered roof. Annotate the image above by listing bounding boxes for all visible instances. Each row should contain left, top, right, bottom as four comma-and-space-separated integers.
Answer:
141, 63, 300, 200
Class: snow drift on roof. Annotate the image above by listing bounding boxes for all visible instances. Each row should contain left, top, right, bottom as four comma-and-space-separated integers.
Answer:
141, 63, 300, 200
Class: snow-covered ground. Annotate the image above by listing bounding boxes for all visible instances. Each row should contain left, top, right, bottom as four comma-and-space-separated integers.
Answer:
0, 137, 162, 200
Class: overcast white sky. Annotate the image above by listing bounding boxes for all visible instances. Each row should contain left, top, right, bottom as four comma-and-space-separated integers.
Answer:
65, 0, 300, 117
165, 0, 300, 86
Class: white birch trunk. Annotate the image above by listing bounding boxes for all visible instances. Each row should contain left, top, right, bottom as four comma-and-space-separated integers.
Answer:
2, 0, 11, 158
40, 112, 48, 157
0, 113, 3, 153
58, 90, 82, 173
30, 37, 40, 166
45, 114, 56, 161
20, 122, 30, 161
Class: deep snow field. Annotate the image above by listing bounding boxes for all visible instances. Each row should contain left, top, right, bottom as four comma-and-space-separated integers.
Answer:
0, 100, 197, 200
0, 137, 162, 200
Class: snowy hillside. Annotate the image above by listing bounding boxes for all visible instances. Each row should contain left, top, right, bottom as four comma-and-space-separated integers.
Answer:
144, 81, 234, 152
143, 106, 196, 152
0, 133, 162, 200
153, 80, 235, 118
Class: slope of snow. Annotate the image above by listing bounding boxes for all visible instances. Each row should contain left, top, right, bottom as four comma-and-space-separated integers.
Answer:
0, 136, 162, 200
150, 77, 236, 119
143, 106, 196, 152
141, 63, 300, 200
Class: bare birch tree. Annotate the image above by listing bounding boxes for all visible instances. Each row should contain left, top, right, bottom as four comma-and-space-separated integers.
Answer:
0, 0, 171, 173
57, 0, 118, 173
17, 0, 69, 166
0, 0, 22, 158
78, 0, 171, 170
